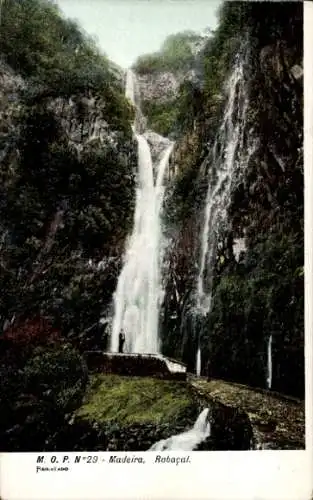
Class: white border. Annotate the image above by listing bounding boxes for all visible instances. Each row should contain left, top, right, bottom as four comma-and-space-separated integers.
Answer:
1, 1, 313, 499
0, 451, 311, 500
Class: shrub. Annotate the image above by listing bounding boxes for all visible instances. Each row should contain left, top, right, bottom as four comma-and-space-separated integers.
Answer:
23, 345, 88, 413
3, 316, 61, 350
0, 344, 88, 451
134, 31, 197, 75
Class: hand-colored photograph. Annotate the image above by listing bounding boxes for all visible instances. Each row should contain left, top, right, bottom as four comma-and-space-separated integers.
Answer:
0, 0, 304, 452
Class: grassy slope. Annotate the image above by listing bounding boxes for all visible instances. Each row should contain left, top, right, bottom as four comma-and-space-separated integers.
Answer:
75, 374, 197, 426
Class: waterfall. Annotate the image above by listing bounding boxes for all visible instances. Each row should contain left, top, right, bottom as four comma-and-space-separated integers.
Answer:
196, 50, 253, 315
267, 335, 273, 390
149, 408, 211, 451
110, 69, 173, 354
125, 68, 136, 103
196, 346, 201, 377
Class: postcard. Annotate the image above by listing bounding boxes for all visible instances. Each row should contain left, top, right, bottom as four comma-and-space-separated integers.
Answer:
0, 0, 311, 499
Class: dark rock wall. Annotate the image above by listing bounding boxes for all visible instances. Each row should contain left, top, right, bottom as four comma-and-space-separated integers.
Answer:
160, 2, 303, 398
84, 352, 187, 381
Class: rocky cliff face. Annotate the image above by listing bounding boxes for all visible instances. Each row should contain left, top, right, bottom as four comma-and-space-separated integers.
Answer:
0, 60, 132, 163
137, 69, 199, 104
0, 62, 25, 165
47, 94, 118, 153
0, 58, 136, 346
133, 33, 206, 138
143, 130, 173, 166
160, 2, 304, 398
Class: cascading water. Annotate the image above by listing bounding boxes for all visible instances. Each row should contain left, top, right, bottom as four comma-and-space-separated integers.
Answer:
110, 69, 173, 354
196, 346, 201, 377
125, 68, 136, 104
267, 334, 273, 390
197, 49, 253, 315
149, 408, 211, 451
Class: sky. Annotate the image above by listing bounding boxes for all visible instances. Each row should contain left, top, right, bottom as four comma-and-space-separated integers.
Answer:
56, 0, 222, 68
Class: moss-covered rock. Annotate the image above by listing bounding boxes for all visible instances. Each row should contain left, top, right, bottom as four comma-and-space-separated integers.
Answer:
76, 374, 196, 425
52, 374, 198, 451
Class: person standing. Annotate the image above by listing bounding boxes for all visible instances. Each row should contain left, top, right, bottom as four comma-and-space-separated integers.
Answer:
118, 330, 125, 353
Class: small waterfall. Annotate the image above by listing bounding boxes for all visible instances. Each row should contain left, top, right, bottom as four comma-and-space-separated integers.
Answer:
233, 237, 247, 262
196, 49, 252, 315
149, 408, 211, 451
196, 346, 201, 377
267, 335, 273, 390
125, 68, 136, 103
111, 70, 173, 354
125, 68, 146, 133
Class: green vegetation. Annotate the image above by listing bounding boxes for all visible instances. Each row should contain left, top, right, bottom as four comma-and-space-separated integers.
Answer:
0, 323, 88, 451
0, 0, 133, 130
141, 99, 178, 137
133, 31, 206, 137
0, 0, 137, 451
140, 79, 205, 138
1, 0, 109, 88
206, 231, 304, 395
0, 103, 136, 336
134, 31, 198, 75
76, 374, 197, 426
0, 0, 304, 452
163, 1, 303, 397
0, 0, 136, 338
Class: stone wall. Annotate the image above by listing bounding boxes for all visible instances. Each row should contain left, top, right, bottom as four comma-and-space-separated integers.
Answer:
190, 377, 304, 450
84, 351, 187, 381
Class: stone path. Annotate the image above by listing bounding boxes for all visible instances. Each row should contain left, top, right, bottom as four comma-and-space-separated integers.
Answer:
189, 376, 305, 449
